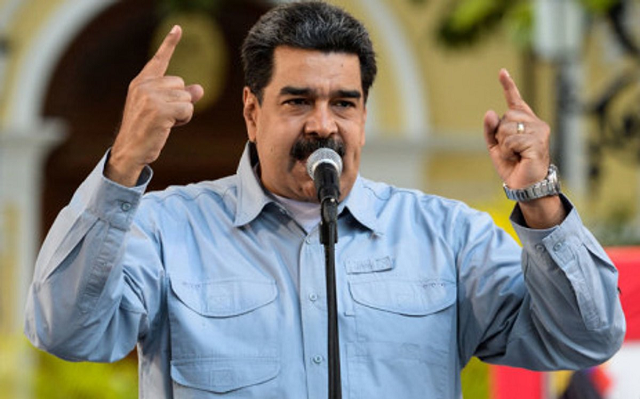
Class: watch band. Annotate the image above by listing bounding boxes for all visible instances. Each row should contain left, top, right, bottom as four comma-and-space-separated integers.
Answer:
503, 164, 561, 202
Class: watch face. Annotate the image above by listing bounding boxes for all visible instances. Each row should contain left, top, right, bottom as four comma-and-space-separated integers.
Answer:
548, 165, 560, 188
548, 165, 558, 182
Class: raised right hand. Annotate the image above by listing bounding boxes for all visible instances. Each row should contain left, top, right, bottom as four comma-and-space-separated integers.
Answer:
105, 25, 204, 187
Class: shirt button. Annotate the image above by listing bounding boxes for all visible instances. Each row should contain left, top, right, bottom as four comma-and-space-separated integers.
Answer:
309, 293, 318, 302
535, 244, 545, 252
312, 355, 323, 364
121, 202, 132, 211
553, 242, 564, 252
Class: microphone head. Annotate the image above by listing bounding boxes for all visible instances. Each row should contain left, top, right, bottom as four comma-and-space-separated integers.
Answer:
306, 148, 343, 180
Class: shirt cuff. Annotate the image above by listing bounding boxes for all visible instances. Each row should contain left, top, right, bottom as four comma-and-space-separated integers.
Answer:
87, 149, 154, 230
510, 194, 585, 262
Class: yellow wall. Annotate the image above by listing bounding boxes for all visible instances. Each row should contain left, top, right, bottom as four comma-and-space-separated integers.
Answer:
0, 204, 18, 334
390, 1, 522, 205
0, 0, 64, 124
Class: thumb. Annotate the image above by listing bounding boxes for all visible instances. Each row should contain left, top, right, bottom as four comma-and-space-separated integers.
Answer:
483, 110, 500, 148
186, 84, 205, 104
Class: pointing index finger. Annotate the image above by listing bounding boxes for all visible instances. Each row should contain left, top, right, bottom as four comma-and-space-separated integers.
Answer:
139, 25, 182, 78
499, 68, 532, 113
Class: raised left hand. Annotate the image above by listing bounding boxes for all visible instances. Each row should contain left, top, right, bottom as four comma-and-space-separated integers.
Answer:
483, 68, 550, 189
483, 69, 566, 228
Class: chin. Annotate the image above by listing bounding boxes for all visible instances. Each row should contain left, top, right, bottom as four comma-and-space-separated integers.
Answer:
300, 190, 319, 203
296, 184, 318, 203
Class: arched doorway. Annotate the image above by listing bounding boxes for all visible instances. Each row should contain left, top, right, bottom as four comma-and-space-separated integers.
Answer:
41, 0, 269, 234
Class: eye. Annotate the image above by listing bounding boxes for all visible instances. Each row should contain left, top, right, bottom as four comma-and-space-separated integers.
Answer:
283, 98, 310, 106
334, 100, 356, 109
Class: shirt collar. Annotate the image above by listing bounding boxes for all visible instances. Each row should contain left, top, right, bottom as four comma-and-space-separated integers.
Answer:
341, 175, 381, 235
233, 141, 380, 235
233, 142, 275, 227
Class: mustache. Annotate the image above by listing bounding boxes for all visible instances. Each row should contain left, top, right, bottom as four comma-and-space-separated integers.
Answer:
290, 137, 346, 161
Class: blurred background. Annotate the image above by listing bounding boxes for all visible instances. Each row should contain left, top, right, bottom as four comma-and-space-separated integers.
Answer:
0, 0, 639, 397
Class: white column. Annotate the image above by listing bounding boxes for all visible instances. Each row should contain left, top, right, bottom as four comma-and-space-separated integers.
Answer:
558, 61, 587, 199
534, 0, 587, 199
0, 119, 65, 399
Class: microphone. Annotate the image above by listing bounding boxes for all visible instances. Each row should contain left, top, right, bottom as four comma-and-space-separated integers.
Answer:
306, 148, 343, 203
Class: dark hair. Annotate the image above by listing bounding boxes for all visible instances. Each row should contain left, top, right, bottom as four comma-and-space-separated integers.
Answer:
241, 1, 377, 103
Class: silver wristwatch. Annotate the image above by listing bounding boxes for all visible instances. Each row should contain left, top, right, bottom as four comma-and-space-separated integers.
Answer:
503, 164, 561, 202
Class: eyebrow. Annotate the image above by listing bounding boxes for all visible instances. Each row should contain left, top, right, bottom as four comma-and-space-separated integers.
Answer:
279, 86, 362, 99
280, 86, 312, 96
335, 89, 362, 99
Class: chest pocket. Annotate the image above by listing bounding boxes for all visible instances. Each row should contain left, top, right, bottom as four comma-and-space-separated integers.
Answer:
347, 279, 456, 348
168, 278, 280, 396
171, 279, 277, 317
346, 279, 456, 398
350, 279, 455, 315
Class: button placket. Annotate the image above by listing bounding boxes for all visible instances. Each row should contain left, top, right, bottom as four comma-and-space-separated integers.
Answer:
299, 236, 329, 394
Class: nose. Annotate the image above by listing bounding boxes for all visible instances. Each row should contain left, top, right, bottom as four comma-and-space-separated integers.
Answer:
304, 103, 337, 138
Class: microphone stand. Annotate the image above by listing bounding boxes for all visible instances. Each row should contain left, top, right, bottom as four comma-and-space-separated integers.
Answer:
319, 197, 341, 399
308, 149, 343, 399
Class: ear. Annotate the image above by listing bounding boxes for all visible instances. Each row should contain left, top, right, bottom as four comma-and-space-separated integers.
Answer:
243, 87, 259, 142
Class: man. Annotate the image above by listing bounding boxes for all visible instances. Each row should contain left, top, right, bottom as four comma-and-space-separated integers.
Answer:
25, 2, 625, 398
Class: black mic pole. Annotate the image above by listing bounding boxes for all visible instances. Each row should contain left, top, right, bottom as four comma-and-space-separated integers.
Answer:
319, 196, 341, 399
308, 149, 343, 399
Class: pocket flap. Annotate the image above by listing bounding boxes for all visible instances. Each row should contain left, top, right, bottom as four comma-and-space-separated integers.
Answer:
349, 279, 455, 316
170, 278, 277, 317
345, 256, 394, 274
171, 357, 279, 393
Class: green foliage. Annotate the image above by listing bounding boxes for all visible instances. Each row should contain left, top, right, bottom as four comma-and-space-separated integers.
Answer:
579, 0, 620, 14
506, 2, 534, 48
0, 335, 30, 399
425, 0, 620, 49
33, 350, 138, 399
436, 0, 525, 48
447, 0, 510, 31
0, 335, 137, 399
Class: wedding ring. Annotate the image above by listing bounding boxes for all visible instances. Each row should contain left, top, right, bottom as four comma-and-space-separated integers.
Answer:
516, 122, 525, 134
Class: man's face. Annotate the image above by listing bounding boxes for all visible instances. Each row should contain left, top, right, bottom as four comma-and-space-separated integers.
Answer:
243, 46, 367, 202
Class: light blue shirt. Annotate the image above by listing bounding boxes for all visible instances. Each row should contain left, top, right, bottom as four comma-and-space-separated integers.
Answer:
25, 143, 625, 398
